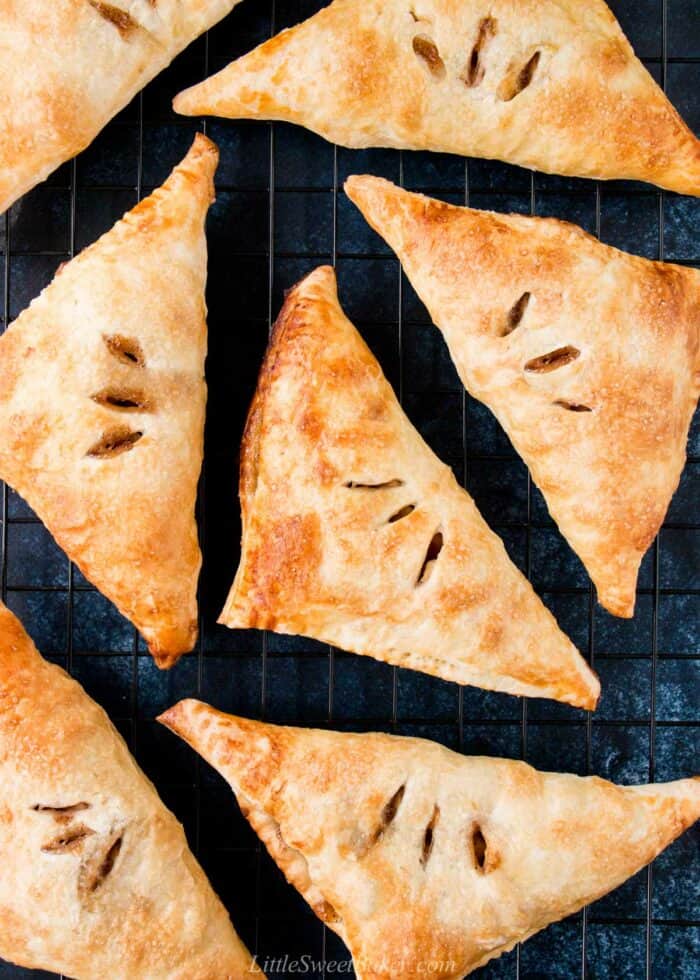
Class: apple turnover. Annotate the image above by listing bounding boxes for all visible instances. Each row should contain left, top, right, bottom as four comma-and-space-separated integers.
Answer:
0, 0, 240, 212
161, 701, 700, 980
0, 135, 217, 666
346, 175, 700, 618
0, 603, 261, 979
174, 0, 700, 194
219, 266, 599, 708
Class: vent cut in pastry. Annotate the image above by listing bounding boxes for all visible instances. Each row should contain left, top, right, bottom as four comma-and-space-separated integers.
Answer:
0, 604, 261, 979
346, 176, 700, 619
173, 0, 700, 195
219, 266, 599, 708
0, 135, 217, 667
0, 0, 240, 213
160, 701, 700, 980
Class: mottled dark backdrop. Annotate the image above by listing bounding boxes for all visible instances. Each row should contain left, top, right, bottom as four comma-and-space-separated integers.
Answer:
0, 0, 698, 977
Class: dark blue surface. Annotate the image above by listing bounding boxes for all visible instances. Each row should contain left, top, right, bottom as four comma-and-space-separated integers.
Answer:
0, 0, 698, 978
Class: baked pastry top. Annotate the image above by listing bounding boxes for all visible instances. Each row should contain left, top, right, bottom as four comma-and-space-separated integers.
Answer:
346, 176, 700, 619
174, 0, 699, 195
219, 265, 599, 708
0, 603, 260, 979
161, 700, 700, 980
0, 0, 239, 213
0, 134, 217, 666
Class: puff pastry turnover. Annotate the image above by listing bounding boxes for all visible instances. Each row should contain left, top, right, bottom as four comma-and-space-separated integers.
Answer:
220, 266, 598, 708
346, 176, 700, 619
0, 0, 240, 213
0, 135, 217, 667
161, 701, 700, 980
0, 603, 260, 979
174, 0, 700, 195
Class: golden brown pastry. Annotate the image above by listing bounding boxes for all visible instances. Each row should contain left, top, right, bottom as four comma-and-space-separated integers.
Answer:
160, 700, 700, 980
173, 0, 700, 195
219, 266, 599, 708
0, 134, 217, 667
0, 0, 240, 213
345, 176, 700, 619
0, 603, 261, 979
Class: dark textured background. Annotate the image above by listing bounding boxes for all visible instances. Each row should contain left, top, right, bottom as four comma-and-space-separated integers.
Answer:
0, 0, 698, 977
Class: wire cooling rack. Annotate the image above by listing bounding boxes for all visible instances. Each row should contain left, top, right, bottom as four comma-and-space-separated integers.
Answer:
0, 1, 698, 978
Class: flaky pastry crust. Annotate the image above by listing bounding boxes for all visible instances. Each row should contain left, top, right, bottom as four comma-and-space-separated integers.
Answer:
0, 604, 260, 979
346, 176, 700, 618
219, 266, 598, 708
0, 135, 217, 665
0, 0, 239, 212
174, 0, 699, 195
161, 700, 700, 980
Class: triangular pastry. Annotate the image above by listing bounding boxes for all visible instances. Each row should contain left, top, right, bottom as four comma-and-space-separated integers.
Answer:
346, 176, 700, 619
173, 0, 700, 195
219, 266, 599, 708
0, 0, 240, 212
160, 701, 700, 980
0, 134, 217, 667
0, 604, 261, 979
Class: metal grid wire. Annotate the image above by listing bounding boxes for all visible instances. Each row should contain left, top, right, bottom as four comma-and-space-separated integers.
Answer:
0, 0, 698, 977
